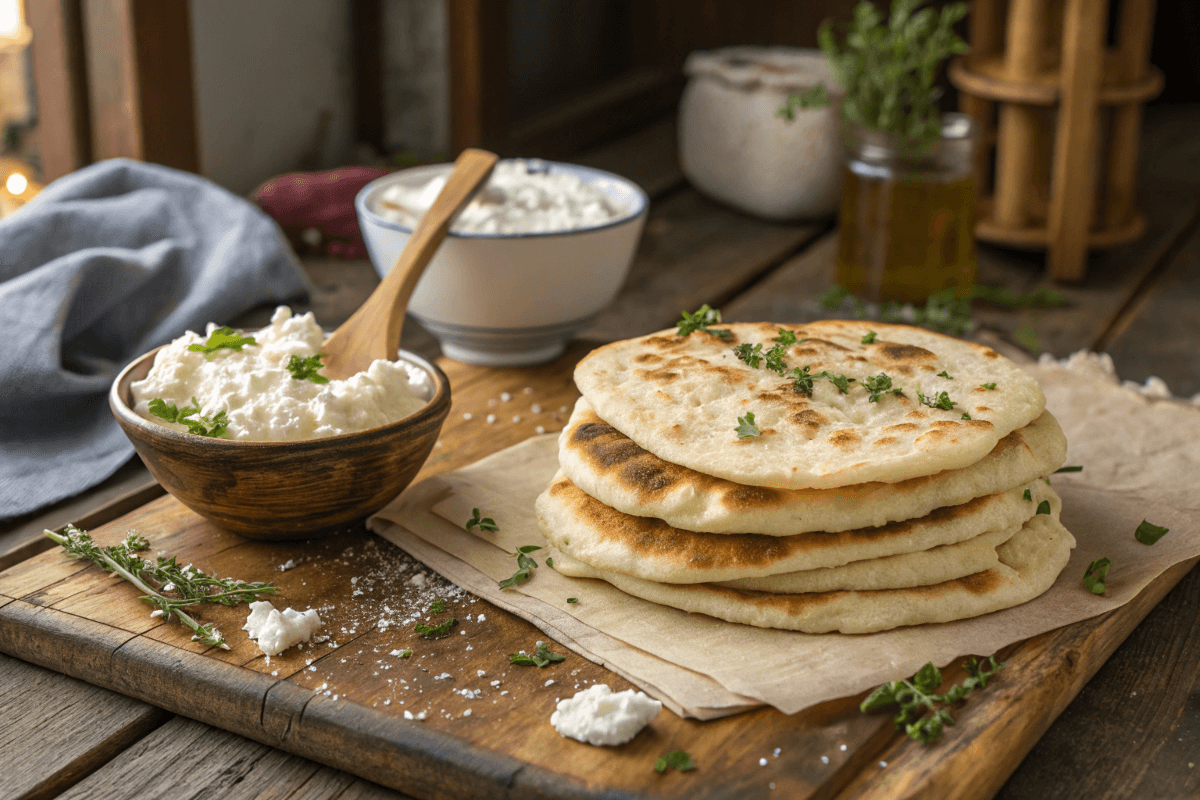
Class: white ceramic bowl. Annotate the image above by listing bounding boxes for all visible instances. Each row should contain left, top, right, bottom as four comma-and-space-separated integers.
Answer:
356, 159, 647, 366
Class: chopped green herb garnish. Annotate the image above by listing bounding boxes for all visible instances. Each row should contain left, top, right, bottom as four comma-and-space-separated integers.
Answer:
677, 304, 729, 338
465, 508, 499, 533
860, 656, 1005, 744
916, 389, 956, 410
814, 371, 856, 394
499, 545, 542, 589
148, 397, 229, 438
546, 556, 555, 568
773, 329, 798, 346
1135, 520, 1169, 546
861, 330, 877, 344
1044, 477, 1052, 485
286, 353, 329, 384
961, 412, 971, 419
733, 342, 764, 368
414, 617, 457, 638
1035, 500, 1051, 515
863, 373, 896, 403
567, 597, 578, 604
735, 412, 761, 439
937, 370, 954, 379
509, 640, 565, 667
1054, 465, 1083, 473
980, 383, 996, 390
187, 326, 257, 359
789, 366, 815, 396
1023, 489, 1032, 501
1084, 557, 1111, 595
428, 599, 446, 614
654, 750, 696, 774
398, 649, 412, 658
763, 343, 790, 375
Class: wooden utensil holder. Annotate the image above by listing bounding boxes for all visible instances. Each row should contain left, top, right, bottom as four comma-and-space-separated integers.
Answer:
950, 0, 1162, 281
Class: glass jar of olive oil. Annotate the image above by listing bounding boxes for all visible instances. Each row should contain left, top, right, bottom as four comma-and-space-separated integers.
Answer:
835, 113, 978, 304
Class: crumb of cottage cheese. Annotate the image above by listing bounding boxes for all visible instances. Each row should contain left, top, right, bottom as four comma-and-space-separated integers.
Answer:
550, 684, 661, 746
131, 307, 431, 441
243, 601, 323, 656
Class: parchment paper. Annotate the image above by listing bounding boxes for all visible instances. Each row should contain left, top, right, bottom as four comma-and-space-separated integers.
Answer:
368, 360, 1200, 719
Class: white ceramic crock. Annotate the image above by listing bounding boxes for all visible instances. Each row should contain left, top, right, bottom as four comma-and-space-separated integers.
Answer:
679, 46, 844, 221
356, 160, 647, 366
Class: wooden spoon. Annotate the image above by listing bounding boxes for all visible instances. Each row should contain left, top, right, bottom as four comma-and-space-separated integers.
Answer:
321, 148, 499, 380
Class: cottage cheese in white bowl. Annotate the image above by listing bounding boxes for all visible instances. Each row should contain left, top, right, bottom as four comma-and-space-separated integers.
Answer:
356, 158, 647, 366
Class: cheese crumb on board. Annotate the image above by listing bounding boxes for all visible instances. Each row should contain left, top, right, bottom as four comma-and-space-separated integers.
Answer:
550, 684, 661, 746
244, 601, 323, 656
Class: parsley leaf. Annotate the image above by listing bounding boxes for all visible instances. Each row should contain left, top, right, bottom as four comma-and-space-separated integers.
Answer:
567, 597, 578, 604
499, 545, 542, 588
286, 353, 329, 384
1035, 500, 1051, 515
981, 383, 996, 390
465, 508, 499, 532
428, 599, 446, 614
1084, 557, 1111, 595
733, 343, 763, 368
148, 397, 229, 438
1054, 465, 1083, 473
735, 412, 761, 439
814, 371, 856, 394
546, 556, 555, 568
937, 370, 954, 379
763, 343, 789, 375
1023, 489, 1032, 501
863, 373, 896, 403
187, 326, 257, 359
773, 329, 798, 346
961, 412, 971, 419
509, 640, 565, 667
677, 304, 729, 338
414, 617, 457, 638
654, 750, 696, 774
917, 389, 956, 410
860, 656, 1005, 744
789, 366, 815, 396
861, 330, 877, 344
1135, 520, 1169, 546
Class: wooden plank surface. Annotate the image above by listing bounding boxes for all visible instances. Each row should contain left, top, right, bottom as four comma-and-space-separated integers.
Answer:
0, 653, 169, 800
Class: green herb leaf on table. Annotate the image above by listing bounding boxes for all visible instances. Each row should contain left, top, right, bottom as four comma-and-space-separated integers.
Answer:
465, 508, 499, 532
187, 326, 257, 359
148, 397, 229, 438
1035, 500, 1051, 515
43, 524, 278, 649
961, 412, 971, 420
677, 304, 729, 338
814, 371, 856, 394
735, 412, 761, 439
1135, 520, 1170, 546
567, 597, 578, 604
861, 330, 877, 344
546, 556, 555, 568
917, 389, 956, 410
790, 366, 815, 396
509, 640, 565, 667
499, 545, 542, 588
981, 383, 997, 390
415, 617, 457, 638
1054, 465, 1083, 473
733, 343, 764, 369
860, 656, 1005, 744
1023, 489, 1032, 501
1084, 557, 1111, 595
654, 750, 696, 774
398, 649, 412, 658
937, 370, 954, 379
286, 353, 329, 384
428, 599, 446, 614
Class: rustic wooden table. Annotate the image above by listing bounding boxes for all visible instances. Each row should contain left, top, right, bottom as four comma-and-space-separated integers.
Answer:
2, 106, 1198, 800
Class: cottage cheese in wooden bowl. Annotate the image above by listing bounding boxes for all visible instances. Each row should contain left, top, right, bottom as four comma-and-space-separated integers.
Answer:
356, 159, 648, 367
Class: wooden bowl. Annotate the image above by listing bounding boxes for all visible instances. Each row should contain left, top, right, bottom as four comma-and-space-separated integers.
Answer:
110, 345, 451, 540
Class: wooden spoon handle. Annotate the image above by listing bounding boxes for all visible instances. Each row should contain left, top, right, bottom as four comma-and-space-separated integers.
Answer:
322, 148, 499, 380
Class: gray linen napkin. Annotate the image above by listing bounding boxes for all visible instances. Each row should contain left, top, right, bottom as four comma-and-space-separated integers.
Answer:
0, 158, 308, 518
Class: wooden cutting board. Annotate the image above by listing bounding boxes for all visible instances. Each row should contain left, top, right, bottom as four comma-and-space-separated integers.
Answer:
0, 346, 1194, 800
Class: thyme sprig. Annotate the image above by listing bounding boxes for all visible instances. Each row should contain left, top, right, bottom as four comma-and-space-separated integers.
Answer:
861, 656, 1005, 743
44, 524, 278, 649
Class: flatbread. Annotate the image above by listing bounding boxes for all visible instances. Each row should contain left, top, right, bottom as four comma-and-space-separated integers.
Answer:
535, 473, 1056, 583
573, 321, 1046, 489
559, 397, 1066, 534
550, 497, 1074, 634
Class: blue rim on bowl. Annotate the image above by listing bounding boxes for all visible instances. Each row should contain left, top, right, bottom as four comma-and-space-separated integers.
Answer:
354, 158, 650, 240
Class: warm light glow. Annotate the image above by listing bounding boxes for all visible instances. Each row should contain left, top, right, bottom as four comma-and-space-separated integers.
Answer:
0, 0, 20, 39
6, 172, 27, 195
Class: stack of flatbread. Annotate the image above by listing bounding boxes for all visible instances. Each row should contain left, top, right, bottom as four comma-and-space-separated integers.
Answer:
535, 320, 1075, 634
